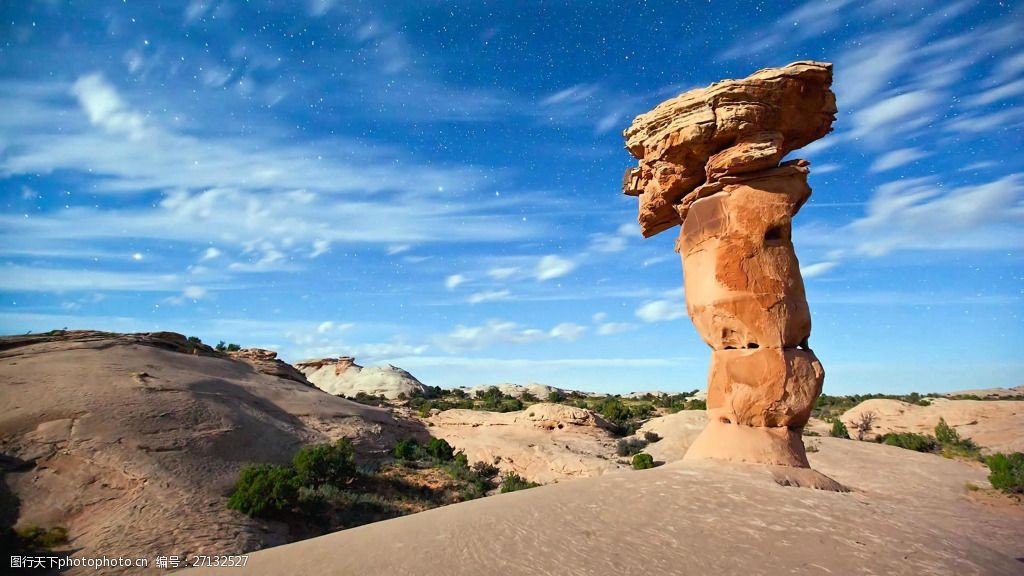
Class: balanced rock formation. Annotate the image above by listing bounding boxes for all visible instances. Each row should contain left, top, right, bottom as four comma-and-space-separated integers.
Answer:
622, 62, 836, 469
295, 356, 429, 400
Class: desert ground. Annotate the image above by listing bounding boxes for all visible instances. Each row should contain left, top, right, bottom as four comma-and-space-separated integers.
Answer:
1, 331, 1021, 575
189, 438, 1024, 576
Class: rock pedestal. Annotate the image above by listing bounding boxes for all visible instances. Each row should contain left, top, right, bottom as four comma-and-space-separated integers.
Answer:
621, 61, 837, 468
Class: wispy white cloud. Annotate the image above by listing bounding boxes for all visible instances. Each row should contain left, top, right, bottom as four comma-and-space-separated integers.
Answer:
71, 74, 149, 140
635, 299, 686, 323
720, 0, 854, 60
965, 79, 1024, 107
849, 174, 1024, 256
851, 90, 941, 142
870, 147, 930, 172
0, 264, 185, 293
432, 319, 588, 353
467, 289, 511, 305
596, 321, 637, 336
541, 84, 600, 106
801, 261, 838, 279
445, 274, 467, 290
535, 255, 576, 281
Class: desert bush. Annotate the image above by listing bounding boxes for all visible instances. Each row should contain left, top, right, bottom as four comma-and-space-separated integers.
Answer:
616, 437, 648, 457
499, 472, 539, 493
393, 439, 420, 460
520, 391, 539, 403
292, 439, 356, 488
471, 461, 499, 478
631, 453, 655, 470
643, 431, 662, 443
16, 526, 68, 549
985, 452, 1024, 494
598, 397, 631, 425
934, 417, 960, 445
932, 417, 981, 458
426, 438, 455, 462
228, 464, 300, 518
685, 399, 707, 410
187, 335, 202, 345
878, 432, 937, 453
548, 390, 564, 403
853, 411, 877, 440
830, 419, 850, 439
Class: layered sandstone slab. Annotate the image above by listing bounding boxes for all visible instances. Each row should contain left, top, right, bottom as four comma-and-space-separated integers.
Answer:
622, 61, 835, 237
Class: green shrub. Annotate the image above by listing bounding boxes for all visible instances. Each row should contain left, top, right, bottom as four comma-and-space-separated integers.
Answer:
16, 526, 68, 549
499, 472, 539, 493
227, 464, 299, 517
187, 335, 202, 345
985, 452, 1024, 494
599, 398, 630, 424
393, 439, 420, 460
292, 439, 356, 488
471, 461, 499, 478
686, 399, 707, 410
830, 419, 850, 439
878, 432, 937, 453
934, 417, 960, 445
426, 438, 455, 462
643, 431, 661, 443
631, 453, 655, 470
548, 390, 564, 403
226, 343, 242, 352
616, 437, 648, 457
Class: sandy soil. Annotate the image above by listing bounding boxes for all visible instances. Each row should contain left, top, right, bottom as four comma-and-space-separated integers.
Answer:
0, 331, 424, 573
841, 398, 1024, 453
189, 436, 1024, 575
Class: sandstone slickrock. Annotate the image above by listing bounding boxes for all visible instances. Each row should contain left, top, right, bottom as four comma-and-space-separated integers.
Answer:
426, 403, 624, 483
227, 347, 314, 386
296, 356, 429, 400
0, 331, 423, 574
622, 61, 836, 471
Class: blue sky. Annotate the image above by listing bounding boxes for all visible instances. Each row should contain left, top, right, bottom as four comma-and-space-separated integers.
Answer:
1, 0, 1021, 395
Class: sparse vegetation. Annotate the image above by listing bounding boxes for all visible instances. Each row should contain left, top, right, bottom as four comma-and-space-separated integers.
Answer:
228, 463, 301, 518
214, 341, 242, 352
875, 419, 982, 460
985, 452, 1024, 495
228, 437, 505, 533
616, 437, 648, 457
499, 472, 539, 493
393, 439, 420, 460
878, 432, 938, 453
934, 417, 981, 458
643, 431, 662, 443
853, 411, 877, 441
426, 438, 455, 462
631, 453, 655, 470
15, 525, 69, 549
292, 439, 357, 489
829, 419, 850, 439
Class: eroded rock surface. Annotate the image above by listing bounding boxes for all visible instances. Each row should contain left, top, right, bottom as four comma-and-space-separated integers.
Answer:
0, 331, 421, 574
296, 357, 428, 399
623, 61, 835, 237
622, 62, 836, 470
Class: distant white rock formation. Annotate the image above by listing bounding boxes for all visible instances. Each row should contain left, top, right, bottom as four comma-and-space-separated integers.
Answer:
295, 356, 428, 399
